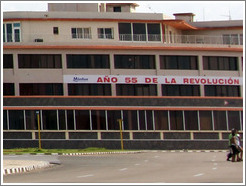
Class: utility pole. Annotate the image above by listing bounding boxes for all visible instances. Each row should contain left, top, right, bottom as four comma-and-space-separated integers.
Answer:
117, 119, 124, 150
36, 111, 42, 150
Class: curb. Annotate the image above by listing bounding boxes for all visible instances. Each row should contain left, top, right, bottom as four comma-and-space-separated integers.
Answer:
3, 161, 51, 176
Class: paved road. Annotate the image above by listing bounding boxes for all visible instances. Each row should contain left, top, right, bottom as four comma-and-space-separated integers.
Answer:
3, 151, 243, 183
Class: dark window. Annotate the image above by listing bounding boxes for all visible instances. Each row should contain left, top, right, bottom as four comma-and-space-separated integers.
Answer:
3, 83, 15, 96
25, 110, 38, 130
118, 23, 132, 41
75, 110, 90, 130
205, 85, 240, 97
18, 54, 62, 68
58, 110, 66, 130
203, 56, 238, 70
162, 85, 200, 96
199, 111, 212, 130
185, 111, 198, 130
3, 54, 13, 68
147, 23, 161, 41
98, 28, 113, 39
42, 110, 58, 130
53, 27, 59, 34
160, 55, 198, 70
228, 111, 241, 130
114, 55, 155, 69
116, 84, 157, 96
133, 23, 146, 41
67, 110, 74, 130
3, 110, 8, 130
123, 110, 138, 130
67, 54, 109, 68
213, 111, 227, 130
19, 83, 63, 96
68, 84, 111, 96
107, 110, 121, 130
170, 111, 183, 130
92, 110, 106, 130
154, 110, 169, 130
113, 6, 121, 12
9, 110, 24, 130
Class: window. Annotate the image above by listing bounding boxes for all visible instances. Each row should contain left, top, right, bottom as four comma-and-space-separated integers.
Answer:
9, 110, 24, 130
42, 110, 58, 130
3, 22, 21, 42
18, 54, 62, 68
71, 28, 91, 39
116, 84, 157, 96
154, 110, 169, 130
114, 6, 121, 12
199, 111, 212, 130
213, 111, 227, 130
19, 83, 63, 95
114, 55, 155, 69
228, 111, 241, 130
118, 23, 161, 42
203, 56, 238, 71
205, 85, 240, 97
160, 55, 198, 70
67, 54, 110, 68
170, 111, 183, 130
68, 84, 111, 96
223, 34, 243, 45
3, 54, 13, 68
107, 110, 121, 130
3, 83, 15, 96
162, 85, 200, 96
147, 23, 161, 41
53, 27, 59, 35
92, 110, 106, 130
185, 111, 198, 130
75, 110, 90, 130
123, 110, 138, 130
25, 110, 38, 130
98, 28, 113, 39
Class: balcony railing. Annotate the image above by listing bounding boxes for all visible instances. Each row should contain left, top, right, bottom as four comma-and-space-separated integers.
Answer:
3, 33, 243, 46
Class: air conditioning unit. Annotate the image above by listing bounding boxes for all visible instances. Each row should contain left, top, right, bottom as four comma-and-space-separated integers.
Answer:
34, 39, 43, 42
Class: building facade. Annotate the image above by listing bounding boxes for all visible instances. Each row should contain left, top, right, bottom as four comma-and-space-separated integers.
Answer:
3, 3, 243, 149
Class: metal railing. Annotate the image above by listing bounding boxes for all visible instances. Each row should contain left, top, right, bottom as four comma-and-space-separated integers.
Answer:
3, 33, 243, 46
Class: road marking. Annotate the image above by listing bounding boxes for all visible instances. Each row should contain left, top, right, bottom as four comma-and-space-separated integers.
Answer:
154, 156, 160, 158
212, 167, 217, 170
119, 168, 128, 171
213, 163, 218, 166
194, 173, 204, 177
144, 160, 149, 162
77, 174, 94, 178
135, 164, 140, 166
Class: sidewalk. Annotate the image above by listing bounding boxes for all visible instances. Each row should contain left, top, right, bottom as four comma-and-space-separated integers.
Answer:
3, 160, 51, 175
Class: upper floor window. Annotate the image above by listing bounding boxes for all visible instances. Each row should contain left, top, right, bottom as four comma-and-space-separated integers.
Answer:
114, 55, 155, 69
3, 22, 21, 42
223, 34, 243, 45
98, 28, 114, 39
203, 56, 238, 71
67, 54, 110, 68
118, 23, 161, 42
18, 54, 62, 68
114, 7, 121, 12
160, 55, 198, 70
71, 28, 91, 39
3, 54, 13, 68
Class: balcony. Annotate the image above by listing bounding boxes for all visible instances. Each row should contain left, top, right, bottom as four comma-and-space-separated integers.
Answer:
3, 33, 243, 47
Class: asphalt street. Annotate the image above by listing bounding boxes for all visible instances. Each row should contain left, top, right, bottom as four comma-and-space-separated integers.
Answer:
3, 151, 244, 184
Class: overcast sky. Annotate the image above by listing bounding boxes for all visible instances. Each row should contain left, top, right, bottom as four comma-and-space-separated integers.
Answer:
1, 1, 245, 21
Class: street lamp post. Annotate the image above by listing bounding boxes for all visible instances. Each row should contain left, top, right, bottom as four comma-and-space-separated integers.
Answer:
36, 111, 42, 150
117, 119, 124, 150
